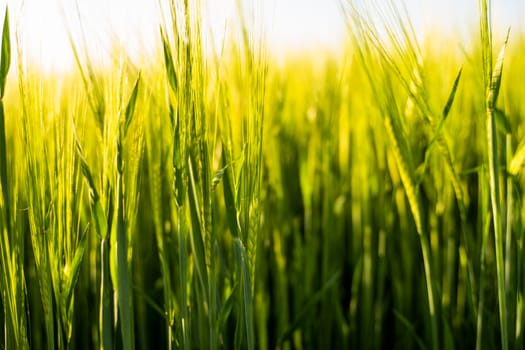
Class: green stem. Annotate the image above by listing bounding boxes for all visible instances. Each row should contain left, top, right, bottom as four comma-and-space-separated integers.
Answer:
100, 237, 113, 350
487, 107, 508, 350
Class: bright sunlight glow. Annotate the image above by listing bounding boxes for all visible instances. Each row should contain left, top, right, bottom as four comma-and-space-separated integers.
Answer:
2, 0, 523, 72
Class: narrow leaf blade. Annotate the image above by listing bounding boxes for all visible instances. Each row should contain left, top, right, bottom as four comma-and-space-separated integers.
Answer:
0, 7, 10, 99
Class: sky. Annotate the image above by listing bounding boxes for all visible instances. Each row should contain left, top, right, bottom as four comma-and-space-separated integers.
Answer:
1, 0, 523, 72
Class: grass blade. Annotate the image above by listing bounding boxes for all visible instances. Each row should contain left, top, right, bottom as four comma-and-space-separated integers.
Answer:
161, 28, 178, 94
0, 7, 10, 99
487, 29, 510, 109
234, 238, 255, 350
123, 75, 141, 134
481, 1, 509, 348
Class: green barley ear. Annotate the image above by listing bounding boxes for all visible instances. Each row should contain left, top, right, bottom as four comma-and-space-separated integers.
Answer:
342, 3, 439, 348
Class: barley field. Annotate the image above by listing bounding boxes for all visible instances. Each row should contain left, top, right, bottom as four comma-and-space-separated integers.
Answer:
1, 0, 525, 349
